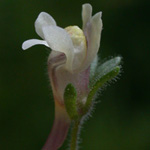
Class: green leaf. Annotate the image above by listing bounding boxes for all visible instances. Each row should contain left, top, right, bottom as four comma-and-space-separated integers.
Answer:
90, 56, 122, 86
83, 66, 120, 114
64, 84, 79, 120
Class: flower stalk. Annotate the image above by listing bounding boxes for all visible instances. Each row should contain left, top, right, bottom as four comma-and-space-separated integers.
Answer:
70, 120, 80, 150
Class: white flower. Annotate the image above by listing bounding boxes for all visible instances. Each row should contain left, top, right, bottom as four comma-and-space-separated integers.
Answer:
22, 3, 102, 100
22, 3, 102, 150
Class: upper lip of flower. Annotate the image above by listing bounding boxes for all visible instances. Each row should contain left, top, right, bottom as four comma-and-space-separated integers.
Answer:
22, 3, 103, 73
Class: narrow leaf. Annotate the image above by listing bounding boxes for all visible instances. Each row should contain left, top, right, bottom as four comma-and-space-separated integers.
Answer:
83, 66, 120, 113
90, 56, 122, 86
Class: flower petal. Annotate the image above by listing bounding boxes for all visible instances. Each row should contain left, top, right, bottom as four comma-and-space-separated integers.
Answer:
82, 3, 92, 30
35, 12, 57, 39
48, 56, 90, 104
82, 12, 103, 70
22, 39, 49, 50
43, 26, 74, 71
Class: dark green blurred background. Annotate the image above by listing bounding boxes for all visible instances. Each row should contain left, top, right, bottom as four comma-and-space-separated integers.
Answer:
0, 0, 150, 149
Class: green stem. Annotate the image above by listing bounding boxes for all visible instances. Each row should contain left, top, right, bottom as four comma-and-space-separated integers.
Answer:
70, 120, 80, 150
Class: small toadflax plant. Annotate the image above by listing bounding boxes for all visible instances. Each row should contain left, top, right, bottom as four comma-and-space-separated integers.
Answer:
22, 3, 122, 150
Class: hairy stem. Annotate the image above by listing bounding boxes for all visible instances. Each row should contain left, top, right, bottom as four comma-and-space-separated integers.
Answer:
70, 120, 80, 150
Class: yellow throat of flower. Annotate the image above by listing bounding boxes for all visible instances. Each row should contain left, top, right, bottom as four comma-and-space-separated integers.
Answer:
65, 26, 86, 47
65, 26, 87, 70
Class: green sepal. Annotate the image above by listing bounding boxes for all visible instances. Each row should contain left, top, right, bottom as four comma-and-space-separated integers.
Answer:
64, 84, 79, 120
83, 66, 120, 114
